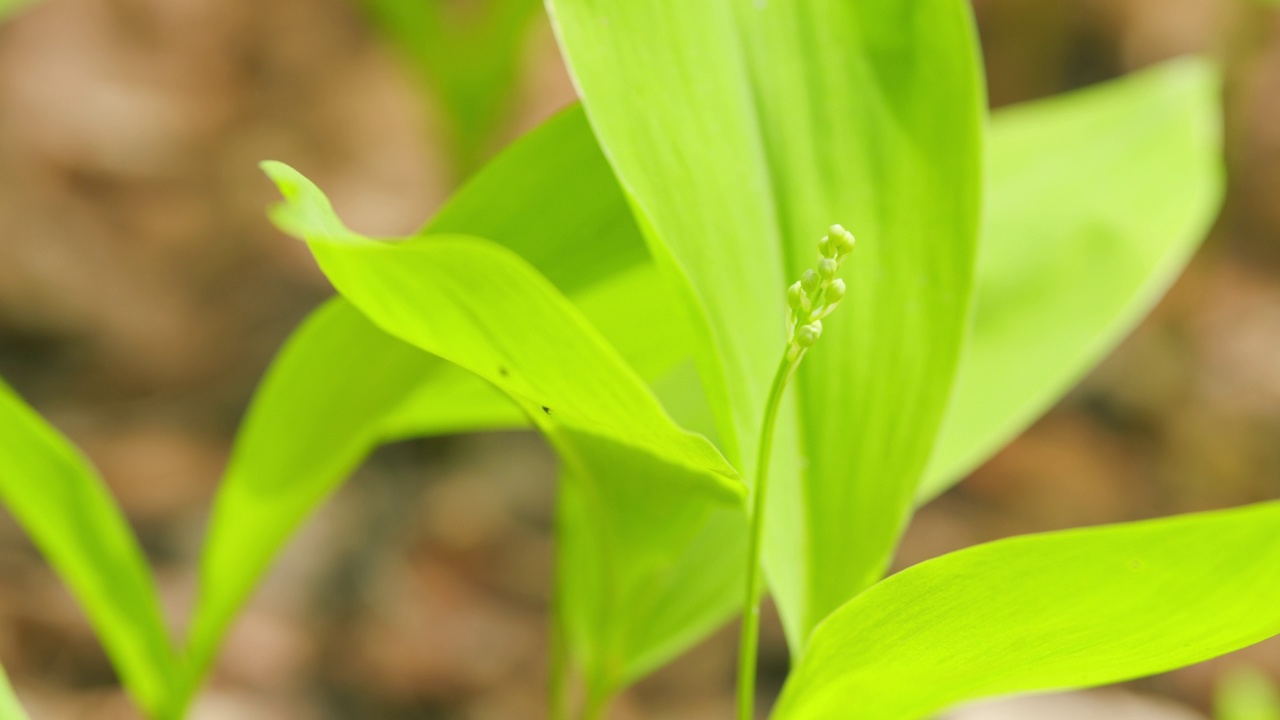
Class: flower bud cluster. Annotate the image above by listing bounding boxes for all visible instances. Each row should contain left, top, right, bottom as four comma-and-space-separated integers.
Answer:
786, 224, 855, 358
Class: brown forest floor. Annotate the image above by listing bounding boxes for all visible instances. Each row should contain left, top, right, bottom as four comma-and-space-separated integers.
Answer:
0, 0, 1278, 718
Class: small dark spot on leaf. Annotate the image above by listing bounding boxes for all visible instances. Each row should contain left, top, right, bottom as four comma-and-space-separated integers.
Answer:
498, 366, 509, 377
1130, 559, 1144, 570
541, 406, 551, 415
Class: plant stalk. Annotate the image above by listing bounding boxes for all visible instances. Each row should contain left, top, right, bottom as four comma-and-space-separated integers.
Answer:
736, 351, 803, 720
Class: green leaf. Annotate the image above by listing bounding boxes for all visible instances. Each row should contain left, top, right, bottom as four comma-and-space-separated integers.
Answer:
384, 259, 696, 440
921, 57, 1223, 500
0, 378, 176, 715
180, 105, 684, 706
0, 664, 29, 720
261, 161, 746, 694
358, 0, 542, 177
773, 502, 1280, 720
1217, 667, 1280, 720
547, 0, 986, 648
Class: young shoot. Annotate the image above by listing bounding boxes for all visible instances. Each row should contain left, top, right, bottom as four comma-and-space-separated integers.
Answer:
737, 224, 856, 720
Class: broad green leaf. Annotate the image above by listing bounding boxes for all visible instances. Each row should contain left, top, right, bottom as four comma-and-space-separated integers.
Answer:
384, 259, 696, 439
0, 378, 175, 715
548, 0, 785, 473
262, 161, 746, 694
921, 57, 1223, 500
359, 0, 542, 177
183, 106, 703, 708
0, 664, 28, 720
1218, 668, 1280, 720
548, 0, 985, 647
379, 356, 524, 440
773, 501, 1280, 720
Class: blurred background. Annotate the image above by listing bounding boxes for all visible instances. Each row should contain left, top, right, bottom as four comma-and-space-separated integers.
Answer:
0, 0, 1277, 717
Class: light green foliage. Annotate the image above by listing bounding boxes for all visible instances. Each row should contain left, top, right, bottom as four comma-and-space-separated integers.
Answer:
0, 1, 1247, 714
738, 227, 859, 719
922, 58, 1224, 499
262, 161, 748, 696
773, 502, 1280, 720
359, 0, 542, 177
1218, 667, 1280, 720
380, 262, 698, 440
0, 379, 176, 715
196, 54, 1225, 703
210, 54, 1228, 710
1, 55, 1235, 717
0, 665, 29, 720
183, 106, 707, 710
547, 0, 985, 650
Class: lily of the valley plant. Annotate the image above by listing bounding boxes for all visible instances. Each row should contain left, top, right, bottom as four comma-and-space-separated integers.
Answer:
0, 2, 1276, 720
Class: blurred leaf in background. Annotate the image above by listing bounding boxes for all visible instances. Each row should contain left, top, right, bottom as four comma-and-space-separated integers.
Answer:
0, 665, 28, 720
1218, 667, 1280, 720
0, 379, 176, 716
359, 0, 543, 179
0, 0, 36, 20
921, 57, 1223, 499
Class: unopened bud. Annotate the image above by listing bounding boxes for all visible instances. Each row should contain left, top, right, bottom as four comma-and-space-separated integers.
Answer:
786, 281, 807, 313
829, 225, 856, 257
796, 321, 823, 348
817, 235, 833, 258
825, 278, 846, 304
818, 257, 838, 281
801, 269, 821, 295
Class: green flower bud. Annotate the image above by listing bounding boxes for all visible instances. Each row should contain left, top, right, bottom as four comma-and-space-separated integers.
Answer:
796, 320, 823, 348
801, 268, 821, 295
825, 278, 846, 304
829, 224, 856, 257
818, 257, 838, 281
787, 281, 807, 313
817, 235, 833, 258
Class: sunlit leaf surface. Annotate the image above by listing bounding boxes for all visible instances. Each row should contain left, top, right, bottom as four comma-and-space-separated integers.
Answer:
775, 502, 1280, 720
547, 0, 985, 648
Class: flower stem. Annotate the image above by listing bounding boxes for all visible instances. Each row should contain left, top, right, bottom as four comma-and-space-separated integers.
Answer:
736, 351, 804, 720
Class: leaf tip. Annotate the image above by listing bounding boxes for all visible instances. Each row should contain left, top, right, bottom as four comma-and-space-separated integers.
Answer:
256, 161, 354, 244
